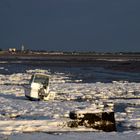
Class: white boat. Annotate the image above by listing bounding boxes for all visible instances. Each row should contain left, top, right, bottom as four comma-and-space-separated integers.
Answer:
25, 73, 54, 100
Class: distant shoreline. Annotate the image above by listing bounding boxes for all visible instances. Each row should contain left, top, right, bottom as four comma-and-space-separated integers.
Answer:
1, 53, 140, 61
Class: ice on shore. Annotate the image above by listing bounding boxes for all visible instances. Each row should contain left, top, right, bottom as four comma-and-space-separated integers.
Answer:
0, 69, 140, 135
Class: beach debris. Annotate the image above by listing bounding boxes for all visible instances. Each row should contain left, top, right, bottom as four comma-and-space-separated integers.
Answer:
68, 103, 116, 132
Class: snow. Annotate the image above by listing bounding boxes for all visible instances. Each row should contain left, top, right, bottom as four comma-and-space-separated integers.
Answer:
0, 69, 140, 139
7, 131, 140, 140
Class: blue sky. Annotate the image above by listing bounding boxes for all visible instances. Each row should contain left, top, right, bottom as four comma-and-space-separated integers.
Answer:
0, 0, 140, 52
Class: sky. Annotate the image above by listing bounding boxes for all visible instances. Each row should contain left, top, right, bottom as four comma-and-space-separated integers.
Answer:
0, 0, 140, 52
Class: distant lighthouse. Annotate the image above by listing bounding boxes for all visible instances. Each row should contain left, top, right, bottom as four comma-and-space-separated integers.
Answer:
21, 44, 25, 52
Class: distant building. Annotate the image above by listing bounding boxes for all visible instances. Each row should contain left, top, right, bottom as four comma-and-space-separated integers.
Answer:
8, 48, 16, 54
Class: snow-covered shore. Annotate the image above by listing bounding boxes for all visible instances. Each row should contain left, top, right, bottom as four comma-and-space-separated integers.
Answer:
6, 131, 140, 140
0, 69, 140, 139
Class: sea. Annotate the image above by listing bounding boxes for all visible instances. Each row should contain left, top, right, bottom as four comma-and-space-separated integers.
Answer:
0, 61, 140, 83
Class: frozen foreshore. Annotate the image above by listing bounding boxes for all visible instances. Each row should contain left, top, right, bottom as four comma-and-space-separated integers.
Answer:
0, 131, 140, 140
0, 69, 140, 139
